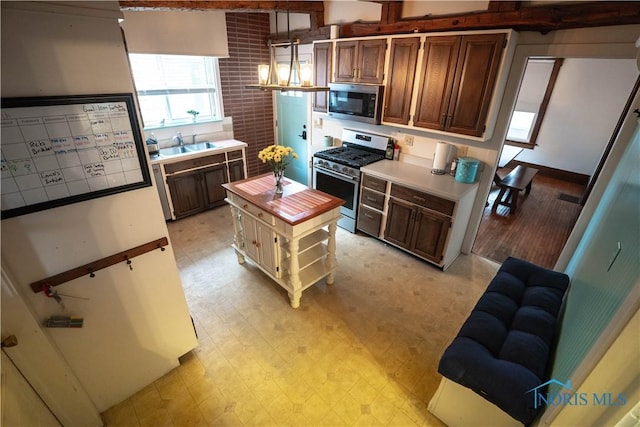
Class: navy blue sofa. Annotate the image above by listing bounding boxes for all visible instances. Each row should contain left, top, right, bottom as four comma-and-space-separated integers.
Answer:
438, 257, 570, 425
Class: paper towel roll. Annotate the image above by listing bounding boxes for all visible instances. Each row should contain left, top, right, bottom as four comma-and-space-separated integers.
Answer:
432, 142, 450, 173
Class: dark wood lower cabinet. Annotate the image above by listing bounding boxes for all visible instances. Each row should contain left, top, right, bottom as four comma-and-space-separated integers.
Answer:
168, 164, 228, 219
167, 171, 204, 219
202, 165, 228, 209
228, 159, 245, 182
411, 208, 451, 262
384, 197, 451, 263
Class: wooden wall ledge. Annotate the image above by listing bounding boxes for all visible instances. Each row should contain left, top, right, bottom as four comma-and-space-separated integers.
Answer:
30, 237, 169, 293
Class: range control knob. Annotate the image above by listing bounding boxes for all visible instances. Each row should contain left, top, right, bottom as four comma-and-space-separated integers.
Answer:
342, 166, 349, 173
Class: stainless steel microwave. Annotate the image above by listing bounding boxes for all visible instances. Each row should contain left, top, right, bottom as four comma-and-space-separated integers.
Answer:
328, 83, 384, 125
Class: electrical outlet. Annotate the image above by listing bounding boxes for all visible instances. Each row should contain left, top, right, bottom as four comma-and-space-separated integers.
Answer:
456, 145, 468, 157
403, 135, 414, 146
313, 118, 323, 129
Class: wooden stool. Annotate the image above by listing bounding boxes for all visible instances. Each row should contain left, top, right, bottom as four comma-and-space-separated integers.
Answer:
492, 165, 539, 214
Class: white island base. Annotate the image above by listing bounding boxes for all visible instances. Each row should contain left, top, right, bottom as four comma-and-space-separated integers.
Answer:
223, 175, 343, 308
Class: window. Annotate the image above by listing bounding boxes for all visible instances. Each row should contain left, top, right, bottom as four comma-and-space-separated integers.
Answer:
128, 54, 223, 128
506, 58, 563, 148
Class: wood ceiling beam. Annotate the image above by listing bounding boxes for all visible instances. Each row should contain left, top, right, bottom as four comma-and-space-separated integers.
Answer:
340, 1, 640, 37
119, 1, 324, 13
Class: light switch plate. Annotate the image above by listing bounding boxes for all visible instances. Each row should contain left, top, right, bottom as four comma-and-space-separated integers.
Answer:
403, 135, 414, 146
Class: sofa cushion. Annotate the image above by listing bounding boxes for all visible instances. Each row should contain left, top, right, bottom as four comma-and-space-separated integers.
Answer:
438, 257, 570, 425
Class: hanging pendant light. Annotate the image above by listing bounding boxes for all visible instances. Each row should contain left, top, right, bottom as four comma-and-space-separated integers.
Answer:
246, 6, 329, 93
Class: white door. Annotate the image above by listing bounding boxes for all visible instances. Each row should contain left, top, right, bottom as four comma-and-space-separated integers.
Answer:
0, 268, 101, 427
1, 351, 61, 426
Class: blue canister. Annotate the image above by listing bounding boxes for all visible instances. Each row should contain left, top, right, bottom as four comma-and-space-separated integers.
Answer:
455, 157, 480, 183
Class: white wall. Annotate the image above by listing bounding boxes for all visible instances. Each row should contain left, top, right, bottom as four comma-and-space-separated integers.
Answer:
0, 1, 197, 412
515, 58, 638, 175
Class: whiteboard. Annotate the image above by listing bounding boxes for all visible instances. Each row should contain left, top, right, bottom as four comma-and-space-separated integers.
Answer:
1, 94, 151, 219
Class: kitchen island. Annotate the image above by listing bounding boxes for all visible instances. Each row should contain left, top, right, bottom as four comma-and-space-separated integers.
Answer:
222, 174, 344, 308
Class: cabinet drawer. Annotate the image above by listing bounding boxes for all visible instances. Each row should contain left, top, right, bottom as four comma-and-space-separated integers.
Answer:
227, 149, 243, 160
164, 153, 226, 175
357, 205, 382, 237
360, 188, 385, 210
390, 184, 455, 216
362, 174, 387, 192
228, 193, 276, 226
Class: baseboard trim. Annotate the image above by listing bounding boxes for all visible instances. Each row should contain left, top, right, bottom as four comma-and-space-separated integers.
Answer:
504, 160, 590, 185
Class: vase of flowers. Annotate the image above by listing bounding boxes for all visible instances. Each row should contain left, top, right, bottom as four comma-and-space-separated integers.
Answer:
257, 144, 298, 194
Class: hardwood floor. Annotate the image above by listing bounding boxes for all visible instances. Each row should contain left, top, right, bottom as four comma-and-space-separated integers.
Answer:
472, 170, 585, 269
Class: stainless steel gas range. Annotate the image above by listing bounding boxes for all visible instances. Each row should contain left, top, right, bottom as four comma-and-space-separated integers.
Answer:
312, 129, 392, 232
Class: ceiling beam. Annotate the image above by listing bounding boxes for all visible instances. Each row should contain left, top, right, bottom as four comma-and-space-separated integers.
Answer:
340, 1, 640, 37
119, 1, 323, 13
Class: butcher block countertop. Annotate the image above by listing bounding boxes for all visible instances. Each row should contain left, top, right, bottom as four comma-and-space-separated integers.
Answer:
361, 160, 478, 201
222, 174, 344, 225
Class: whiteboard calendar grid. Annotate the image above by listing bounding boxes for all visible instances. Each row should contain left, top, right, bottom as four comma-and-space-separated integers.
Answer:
1, 94, 151, 219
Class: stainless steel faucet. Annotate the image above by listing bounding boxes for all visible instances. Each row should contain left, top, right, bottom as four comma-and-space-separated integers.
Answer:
174, 132, 184, 146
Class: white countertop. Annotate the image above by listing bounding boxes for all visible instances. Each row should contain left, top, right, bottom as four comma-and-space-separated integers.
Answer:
361, 160, 478, 201
149, 139, 247, 165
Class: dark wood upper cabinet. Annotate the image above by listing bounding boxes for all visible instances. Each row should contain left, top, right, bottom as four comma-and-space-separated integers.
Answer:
413, 35, 461, 130
313, 42, 332, 112
335, 39, 386, 84
383, 37, 420, 125
414, 33, 505, 137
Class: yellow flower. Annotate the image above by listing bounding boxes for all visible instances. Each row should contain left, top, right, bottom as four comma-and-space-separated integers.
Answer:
257, 144, 297, 173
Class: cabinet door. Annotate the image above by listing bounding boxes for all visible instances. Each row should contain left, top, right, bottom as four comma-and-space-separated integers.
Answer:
384, 198, 415, 249
257, 224, 279, 278
446, 33, 505, 136
313, 42, 332, 111
241, 214, 260, 263
383, 37, 419, 124
228, 159, 245, 182
358, 39, 386, 84
335, 40, 358, 82
241, 214, 279, 277
410, 208, 451, 263
413, 35, 460, 130
202, 165, 228, 209
167, 171, 204, 219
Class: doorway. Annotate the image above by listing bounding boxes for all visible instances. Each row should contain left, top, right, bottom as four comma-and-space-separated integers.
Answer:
276, 91, 309, 185
473, 57, 639, 269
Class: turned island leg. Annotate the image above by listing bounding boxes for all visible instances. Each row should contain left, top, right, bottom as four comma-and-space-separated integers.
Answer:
288, 239, 302, 308
326, 221, 337, 285
229, 205, 245, 264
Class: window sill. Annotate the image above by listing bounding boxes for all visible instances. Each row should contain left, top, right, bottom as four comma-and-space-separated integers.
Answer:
143, 118, 223, 131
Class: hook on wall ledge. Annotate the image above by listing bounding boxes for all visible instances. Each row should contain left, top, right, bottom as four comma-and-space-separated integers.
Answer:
30, 237, 169, 293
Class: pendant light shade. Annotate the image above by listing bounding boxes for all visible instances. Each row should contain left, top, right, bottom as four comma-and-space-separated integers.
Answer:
246, 8, 329, 93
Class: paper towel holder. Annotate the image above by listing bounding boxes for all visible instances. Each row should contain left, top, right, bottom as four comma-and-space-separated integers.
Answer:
431, 141, 450, 175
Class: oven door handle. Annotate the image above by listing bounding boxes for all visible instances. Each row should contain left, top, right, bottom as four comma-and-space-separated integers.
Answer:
314, 165, 359, 181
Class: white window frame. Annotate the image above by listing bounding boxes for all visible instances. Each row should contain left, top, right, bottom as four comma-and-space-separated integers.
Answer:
129, 54, 224, 129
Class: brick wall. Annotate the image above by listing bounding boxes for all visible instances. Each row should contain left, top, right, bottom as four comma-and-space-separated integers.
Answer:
219, 13, 274, 178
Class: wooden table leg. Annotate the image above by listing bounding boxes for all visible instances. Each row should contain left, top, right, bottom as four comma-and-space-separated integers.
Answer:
493, 187, 507, 210
510, 190, 519, 214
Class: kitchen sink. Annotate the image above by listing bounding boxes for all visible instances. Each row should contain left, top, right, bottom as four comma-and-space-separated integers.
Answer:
159, 146, 191, 156
186, 142, 218, 151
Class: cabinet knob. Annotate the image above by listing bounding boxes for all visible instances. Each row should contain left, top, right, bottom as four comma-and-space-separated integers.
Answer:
243, 204, 249, 209
255, 242, 261, 248
258, 213, 263, 218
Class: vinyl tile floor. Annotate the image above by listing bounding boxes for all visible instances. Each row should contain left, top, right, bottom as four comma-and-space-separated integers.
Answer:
102, 206, 500, 426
